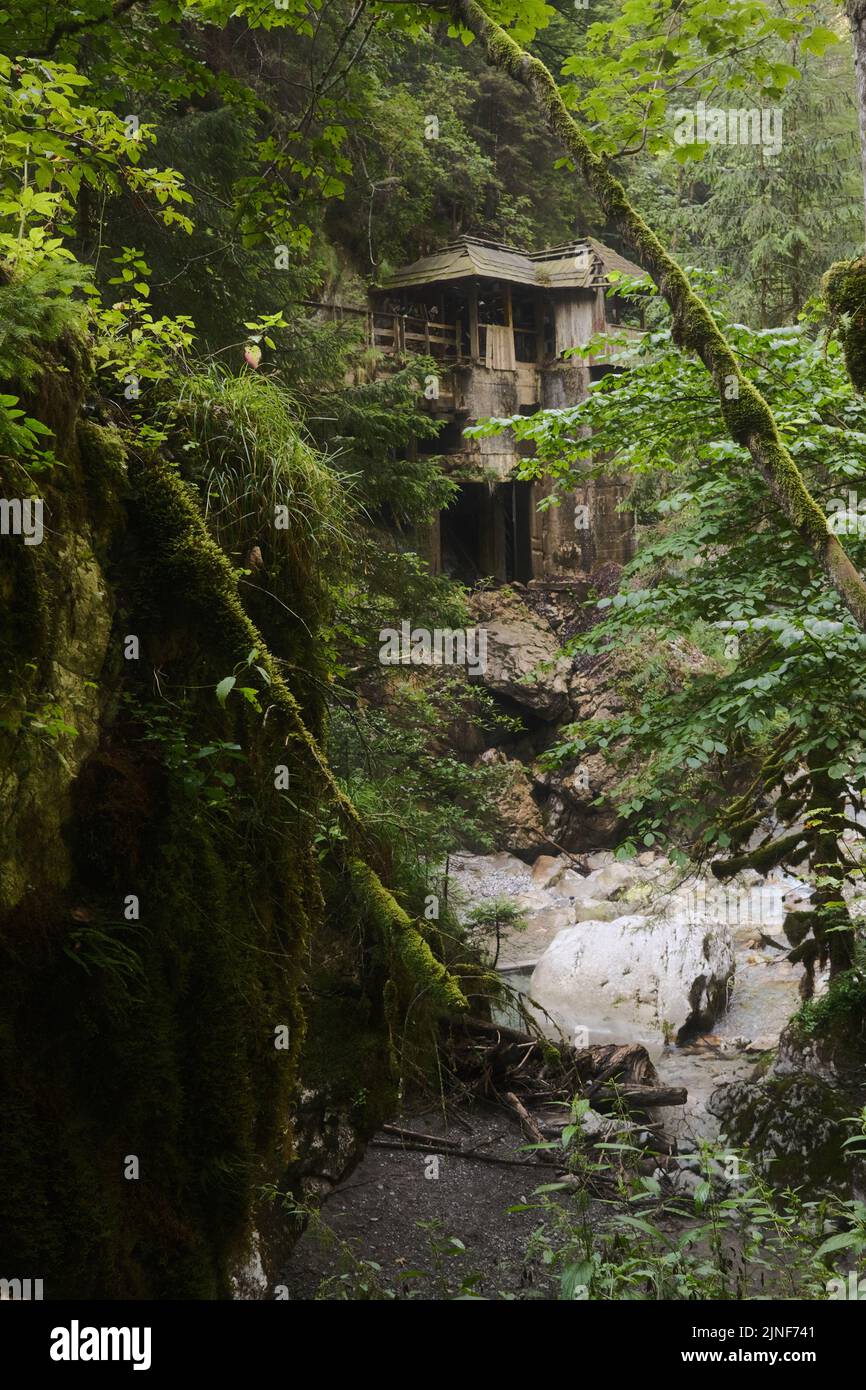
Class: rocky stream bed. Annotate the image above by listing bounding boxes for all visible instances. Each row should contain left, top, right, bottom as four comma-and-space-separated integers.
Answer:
277, 586, 866, 1298
280, 846, 856, 1299
449, 848, 809, 1147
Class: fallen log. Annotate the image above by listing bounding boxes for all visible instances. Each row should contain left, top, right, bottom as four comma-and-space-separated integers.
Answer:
448, 1018, 685, 1136
382, 1123, 463, 1151
579, 1043, 658, 1095
613, 1085, 687, 1109
457, 1016, 541, 1047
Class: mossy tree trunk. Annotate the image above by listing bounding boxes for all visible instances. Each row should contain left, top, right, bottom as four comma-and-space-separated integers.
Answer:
806, 750, 856, 982
847, 0, 866, 241
443, 0, 866, 633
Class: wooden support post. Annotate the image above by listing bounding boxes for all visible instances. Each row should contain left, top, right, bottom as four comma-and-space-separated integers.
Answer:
535, 291, 546, 365
504, 282, 517, 365
492, 485, 507, 582
469, 283, 480, 362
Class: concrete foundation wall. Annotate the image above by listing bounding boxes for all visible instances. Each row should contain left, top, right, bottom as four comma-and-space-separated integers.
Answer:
425, 347, 635, 581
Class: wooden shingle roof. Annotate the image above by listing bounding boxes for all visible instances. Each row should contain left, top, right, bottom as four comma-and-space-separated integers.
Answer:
379, 235, 644, 291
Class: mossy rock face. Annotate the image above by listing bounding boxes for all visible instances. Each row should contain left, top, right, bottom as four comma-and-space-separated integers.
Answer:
0, 343, 121, 916
710, 1056, 866, 1199
788, 969, 866, 1058
824, 258, 866, 394
0, 334, 459, 1298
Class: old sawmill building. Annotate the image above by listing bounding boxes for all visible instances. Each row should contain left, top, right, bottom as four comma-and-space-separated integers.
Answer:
316, 234, 645, 587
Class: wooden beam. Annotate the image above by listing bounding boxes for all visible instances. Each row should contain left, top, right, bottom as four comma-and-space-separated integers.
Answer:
535, 291, 546, 365
469, 282, 480, 361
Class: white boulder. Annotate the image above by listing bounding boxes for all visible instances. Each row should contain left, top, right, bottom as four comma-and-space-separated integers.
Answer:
528, 888, 735, 1049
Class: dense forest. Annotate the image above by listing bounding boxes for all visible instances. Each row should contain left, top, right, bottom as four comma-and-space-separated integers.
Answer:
3, 0, 866, 1334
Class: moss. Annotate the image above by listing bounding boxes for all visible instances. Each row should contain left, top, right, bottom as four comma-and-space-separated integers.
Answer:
77, 418, 129, 530
0, 332, 468, 1297
756, 1075, 855, 1193
77, 417, 127, 478
753, 1049, 776, 1077
0, 702, 316, 1297
783, 909, 815, 949
824, 258, 866, 393
294, 857, 468, 1159
712, 830, 810, 880
300, 993, 401, 1138
791, 969, 866, 1045
347, 858, 467, 1016
128, 453, 354, 819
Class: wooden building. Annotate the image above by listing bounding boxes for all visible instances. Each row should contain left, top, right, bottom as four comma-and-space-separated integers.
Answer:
315, 234, 646, 586
371, 235, 645, 586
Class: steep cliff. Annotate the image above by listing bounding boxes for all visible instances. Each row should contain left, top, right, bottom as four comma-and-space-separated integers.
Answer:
0, 300, 464, 1298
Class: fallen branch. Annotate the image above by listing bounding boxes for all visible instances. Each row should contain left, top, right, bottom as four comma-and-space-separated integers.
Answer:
457, 1015, 542, 1047
613, 1085, 687, 1109
381, 1123, 464, 1150
503, 1090, 549, 1148
369, 1138, 539, 1168
584, 1043, 657, 1098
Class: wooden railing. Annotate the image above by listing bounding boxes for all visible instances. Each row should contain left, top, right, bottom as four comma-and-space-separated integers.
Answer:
370, 312, 461, 359
300, 301, 553, 367
300, 301, 461, 358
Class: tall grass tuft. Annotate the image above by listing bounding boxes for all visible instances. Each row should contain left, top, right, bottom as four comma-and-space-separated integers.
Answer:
173, 367, 348, 584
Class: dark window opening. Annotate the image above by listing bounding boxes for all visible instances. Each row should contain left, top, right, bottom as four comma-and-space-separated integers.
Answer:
441, 483, 486, 584
512, 294, 539, 363
589, 363, 619, 385
501, 481, 533, 583
542, 305, 556, 360
418, 418, 466, 456
444, 288, 472, 357
477, 283, 508, 327
608, 293, 644, 329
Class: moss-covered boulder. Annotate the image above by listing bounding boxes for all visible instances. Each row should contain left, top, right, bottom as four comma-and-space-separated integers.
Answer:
709, 1002, 866, 1198
710, 1070, 863, 1197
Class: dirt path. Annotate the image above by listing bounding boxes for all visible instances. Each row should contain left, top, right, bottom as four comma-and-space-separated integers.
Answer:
281, 1107, 565, 1300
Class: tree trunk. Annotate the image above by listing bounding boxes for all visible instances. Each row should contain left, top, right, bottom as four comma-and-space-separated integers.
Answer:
848, 1, 866, 242
807, 750, 855, 979
444, 0, 866, 632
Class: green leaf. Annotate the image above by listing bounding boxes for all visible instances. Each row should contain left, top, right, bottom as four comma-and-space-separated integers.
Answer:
800, 27, 839, 58
815, 1231, 862, 1259
215, 676, 236, 707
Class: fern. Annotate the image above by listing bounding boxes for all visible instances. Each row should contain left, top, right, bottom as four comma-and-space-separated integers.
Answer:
0, 261, 92, 386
